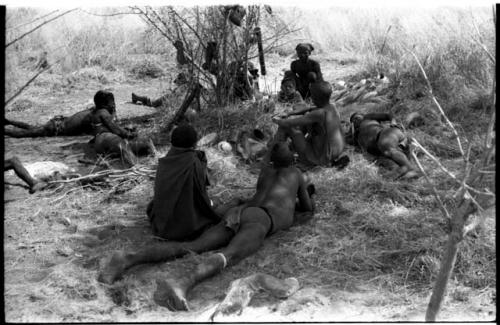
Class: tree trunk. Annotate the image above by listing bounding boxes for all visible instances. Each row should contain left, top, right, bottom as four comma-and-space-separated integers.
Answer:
165, 83, 201, 133
425, 198, 476, 321
425, 235, 460, 321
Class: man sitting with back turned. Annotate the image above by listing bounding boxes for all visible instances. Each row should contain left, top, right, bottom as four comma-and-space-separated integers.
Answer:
98, 142, 315, 314
146, 124, 222, 241
272, 80, 349, 169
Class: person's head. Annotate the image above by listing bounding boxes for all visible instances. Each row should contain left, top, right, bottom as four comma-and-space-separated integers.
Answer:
174, 72, 188, 85
270, 142, 294, 168
171, 124, 198, 148
307, 71, 318, 83
226, 5, 246, 26
310, 81, 332, 107
94, 90, 116, 114
295, 43, 314, 62
350, 112, 364, 129
281, 78, 296, 96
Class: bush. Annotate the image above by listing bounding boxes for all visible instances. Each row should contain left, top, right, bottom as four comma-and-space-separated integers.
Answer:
129, 59, 165, 79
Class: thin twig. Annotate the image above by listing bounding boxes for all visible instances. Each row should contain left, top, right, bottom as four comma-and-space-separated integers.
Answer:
5, 57, 63, 106
404, 46, 464, 156
79, 8, 137, 17
6, 8, 78, 48
8, 9, 59, 30
410, 151, 451, 221
411, 139, 493, 197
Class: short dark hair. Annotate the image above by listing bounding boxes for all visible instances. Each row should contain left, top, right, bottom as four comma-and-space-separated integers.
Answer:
94, 90, 115, 112
310, 81, 332, 103
350, 112, 364, 123
171, 124, 198, 148
270, 142, 294, 168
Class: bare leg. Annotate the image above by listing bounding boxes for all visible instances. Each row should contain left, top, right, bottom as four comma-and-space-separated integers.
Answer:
128, 138, 155, 156
150, 97, 165, 108
287, 128, 319, 165
4, 118, 33, 129
153, 207, 271, 311
5, 126, 49, 138
98, 222, 234, 284
131, 93, 152, 106
4, 157, 47, 193
378, 128, 418, 179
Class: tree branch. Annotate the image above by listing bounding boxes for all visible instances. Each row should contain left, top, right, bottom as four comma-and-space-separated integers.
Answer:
5, 57, 63, 106
404, 45, 465, 156
410, 151, 451, 221
6, 8, 78, 48
8, 9, 59, 30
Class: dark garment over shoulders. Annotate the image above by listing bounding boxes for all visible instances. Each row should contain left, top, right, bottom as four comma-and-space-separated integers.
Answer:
147, 147, 221, 241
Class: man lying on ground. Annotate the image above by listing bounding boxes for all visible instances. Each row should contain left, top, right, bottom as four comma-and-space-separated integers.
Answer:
98, 142, 315, 313
146, 124, 222, 241
89, 90, 154, 167
4, 105, 101, 138
349, 112, 419, 180
271, 80, 349, 169
4, 157, 48, 193
130, 73, 199, 109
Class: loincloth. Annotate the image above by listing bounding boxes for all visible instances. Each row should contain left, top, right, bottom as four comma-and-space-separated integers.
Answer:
48, 115, 66, 136
223, 205, 275, 236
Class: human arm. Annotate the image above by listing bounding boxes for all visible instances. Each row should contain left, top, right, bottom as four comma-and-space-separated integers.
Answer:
363, 113, 394, 123
99, 111, 136, 139
311, 60, 323, 80
272, 109, 322, 128
293, 170, 315, 225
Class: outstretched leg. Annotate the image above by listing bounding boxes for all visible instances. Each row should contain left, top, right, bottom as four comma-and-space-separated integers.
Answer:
131, 93, 152, 106
98, 222, 234, 284
4, 118, 34, 129
378, 128, 418, 179
4, 157, 47, 193
153, 207, 271, 311
5, 125, 49, 138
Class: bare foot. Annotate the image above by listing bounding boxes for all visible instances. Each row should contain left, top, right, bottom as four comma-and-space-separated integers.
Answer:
97, 251, 129, 284
154, 278, 189, 311
29, 181, 48, 194
397, 169, 420, 180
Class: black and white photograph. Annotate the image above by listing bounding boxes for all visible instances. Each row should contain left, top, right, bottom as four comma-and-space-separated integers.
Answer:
2, 0, 496, 322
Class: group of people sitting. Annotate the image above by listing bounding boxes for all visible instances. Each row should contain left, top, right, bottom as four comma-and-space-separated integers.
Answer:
96, 44, 418, 310
5, 40, 419, 311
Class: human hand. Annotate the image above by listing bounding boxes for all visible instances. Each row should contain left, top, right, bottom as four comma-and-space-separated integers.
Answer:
126, 130, 138, 139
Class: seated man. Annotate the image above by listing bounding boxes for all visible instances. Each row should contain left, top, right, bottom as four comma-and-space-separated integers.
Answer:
272, 81, 348, 169
277, 77, 304, 105
4, 157, 48, 193
349, 112, 418, 180
146, 124, 222, 241
98, 142, 315, 314
90, 90, 153, 167
228, 60, 259, 100
286, 43, 323, 100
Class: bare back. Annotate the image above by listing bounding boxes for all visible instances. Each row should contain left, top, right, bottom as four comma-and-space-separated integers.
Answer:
309, 104, 344, 164
247, 166, 308, 232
